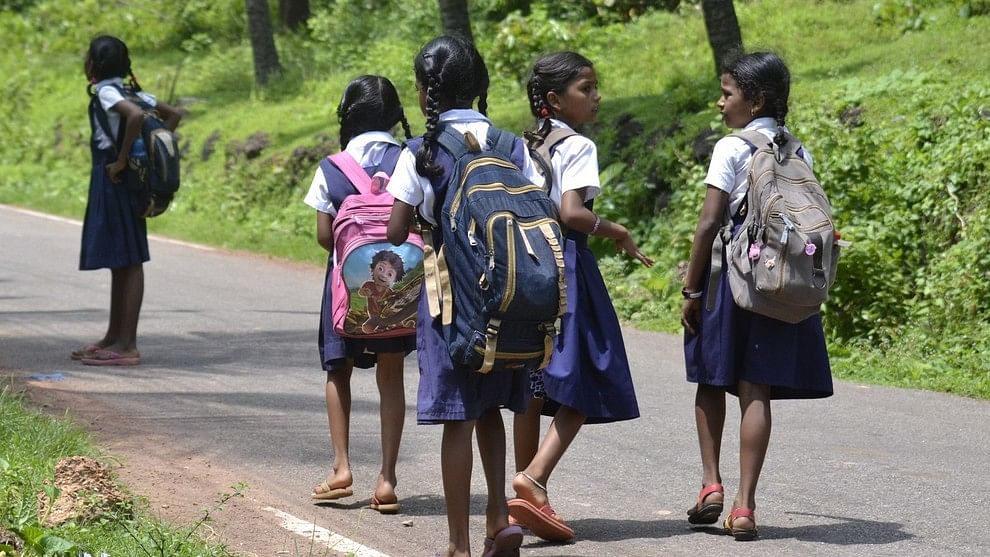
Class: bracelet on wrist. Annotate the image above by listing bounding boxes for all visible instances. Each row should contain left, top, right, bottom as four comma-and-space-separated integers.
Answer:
681, 287, 703, 300
590, 214, 602, 235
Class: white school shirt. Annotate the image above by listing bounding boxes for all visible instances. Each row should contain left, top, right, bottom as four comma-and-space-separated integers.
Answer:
387, 109, 545, 226
303, 131, 402, 217
705, 117, 814, 216
542, 118, 601, 209
91, 77, 157, 150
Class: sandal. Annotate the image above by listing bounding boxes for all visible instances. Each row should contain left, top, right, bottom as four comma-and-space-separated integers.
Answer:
724, 507, 758, 541
482, 524, 523, 557
310, 481, 353, 501
686, 482, 724, 525
368, 493, 400, 514
70, 343, 102, 360
507, 472, 574, 542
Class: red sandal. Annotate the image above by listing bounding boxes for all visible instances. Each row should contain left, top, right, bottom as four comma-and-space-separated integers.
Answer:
686, 483, 724, 525
724, 507, 758, 541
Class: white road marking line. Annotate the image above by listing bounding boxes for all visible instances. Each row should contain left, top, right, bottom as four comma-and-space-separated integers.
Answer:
1, 204, 215, 251
262, 506, 390, 557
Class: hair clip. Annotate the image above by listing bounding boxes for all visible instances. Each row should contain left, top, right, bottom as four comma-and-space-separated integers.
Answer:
538, 106, 551, 119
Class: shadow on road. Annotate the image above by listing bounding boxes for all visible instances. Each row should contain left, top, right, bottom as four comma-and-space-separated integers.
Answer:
763, 511, 914, 545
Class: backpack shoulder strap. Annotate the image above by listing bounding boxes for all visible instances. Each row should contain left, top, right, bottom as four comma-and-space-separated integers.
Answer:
525, 127, 579, 192
89, 87, 125, 154
729, 129, 772, 153
372, 143, 403, 176
435, 124, 471, 160
486, 126, 517, 159
329, 151, 374, 195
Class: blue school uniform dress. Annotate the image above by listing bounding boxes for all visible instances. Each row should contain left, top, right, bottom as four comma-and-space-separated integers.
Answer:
304, 131, 416, 372
534, 119, 640, 424
685, 118, 833, 399
387, 109, 536, 424
80, 78, 151, 270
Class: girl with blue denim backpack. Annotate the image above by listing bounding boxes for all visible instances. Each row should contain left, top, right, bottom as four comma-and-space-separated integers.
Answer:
386, 36, 541, 557
304, 75, 415, 514
73, 35, 182, 367
508, 51, 654, 543
681, 51, 832, 541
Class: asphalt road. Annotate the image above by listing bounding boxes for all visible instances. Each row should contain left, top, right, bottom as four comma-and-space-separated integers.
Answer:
2, 204, 988, 556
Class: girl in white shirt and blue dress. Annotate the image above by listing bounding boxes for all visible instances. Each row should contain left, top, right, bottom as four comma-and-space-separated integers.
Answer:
681, 51, 833, 542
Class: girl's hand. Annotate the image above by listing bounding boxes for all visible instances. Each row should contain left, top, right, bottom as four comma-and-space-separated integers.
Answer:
682, 298, 701, 335
614, 230, 655, 268
105, 159, 127, 183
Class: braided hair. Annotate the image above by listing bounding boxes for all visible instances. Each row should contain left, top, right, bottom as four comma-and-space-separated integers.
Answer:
526, 51, 594, 141
337, 75, 413, 148
86, 35, 142, 94
413, 36, 490, 178
721, 51, 791, 148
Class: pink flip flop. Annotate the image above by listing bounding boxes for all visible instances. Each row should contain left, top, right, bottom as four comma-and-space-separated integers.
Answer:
507, 498, 574, 542
80, 349, 140, 366
70, 344, 102, 360
482, 524, 523, 557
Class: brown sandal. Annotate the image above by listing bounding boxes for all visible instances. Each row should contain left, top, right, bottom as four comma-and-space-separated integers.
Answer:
724, 507, 758, 541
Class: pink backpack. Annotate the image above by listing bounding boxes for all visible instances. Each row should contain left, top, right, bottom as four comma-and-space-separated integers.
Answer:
327, 151, 424, 338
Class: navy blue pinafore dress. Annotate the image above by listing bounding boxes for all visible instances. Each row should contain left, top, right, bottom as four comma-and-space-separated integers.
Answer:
317, 145, 416, 372
79, 95, 150, 270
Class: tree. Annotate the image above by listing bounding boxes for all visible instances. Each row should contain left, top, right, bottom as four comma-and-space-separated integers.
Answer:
280, 0, 310, 31
246, 0, 283, 86
438, 0, 473, 43
700, 0, 743, 77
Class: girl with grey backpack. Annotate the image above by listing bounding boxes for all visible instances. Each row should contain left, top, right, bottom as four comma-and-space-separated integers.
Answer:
680, 52, 834, 541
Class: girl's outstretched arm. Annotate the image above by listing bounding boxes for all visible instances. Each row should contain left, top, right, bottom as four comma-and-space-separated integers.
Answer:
316, 212, 333, 253
387, 200, 415, 246
681, 186, 729, 334
105, 99, 144, 183
559, 189, 654, 268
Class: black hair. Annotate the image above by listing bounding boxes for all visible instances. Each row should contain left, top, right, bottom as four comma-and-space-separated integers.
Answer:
337, 75, 413, 148
413, 35, 490, 178
86, 35, 142, 94
721, 51, 791, 147
526, 51, 594, 141
371, 250, 406, 282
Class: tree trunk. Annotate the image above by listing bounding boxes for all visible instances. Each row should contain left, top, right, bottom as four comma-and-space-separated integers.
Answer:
246, 0, 282, 86
437, 0, 473, 43
280, 0, 310, 31
700, 0, 743, 77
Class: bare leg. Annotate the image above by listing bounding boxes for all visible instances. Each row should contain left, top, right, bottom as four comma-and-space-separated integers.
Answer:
314, 363, 354, 495
476, 408, 510, 540
442, 420, 475, 557
103, 264, 143, 355
695, 384, 726, 505
513, 397, 544, 472
374, 352, 405, 503
733, 379, 771, 528
512, 405, 585, 508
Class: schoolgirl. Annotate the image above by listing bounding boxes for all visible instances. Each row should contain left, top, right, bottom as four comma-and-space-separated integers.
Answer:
508, 51, 654, 542
304, 75, 415, 513
74, 35, 182, 366
681, 51, 833, 541
386, 36, 539, 557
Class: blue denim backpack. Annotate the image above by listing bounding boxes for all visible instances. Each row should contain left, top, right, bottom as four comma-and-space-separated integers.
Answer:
422, 125, 566, 373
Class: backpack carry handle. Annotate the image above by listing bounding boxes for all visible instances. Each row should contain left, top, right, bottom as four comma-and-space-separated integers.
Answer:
329, 152, 376, 195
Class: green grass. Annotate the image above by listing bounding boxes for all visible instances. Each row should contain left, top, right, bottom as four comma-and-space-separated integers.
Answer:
1, 0, 988, 399
0, 385, 240, 555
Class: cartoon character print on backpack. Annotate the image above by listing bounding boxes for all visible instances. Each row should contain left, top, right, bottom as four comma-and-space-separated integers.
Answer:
345, 247, 422, 335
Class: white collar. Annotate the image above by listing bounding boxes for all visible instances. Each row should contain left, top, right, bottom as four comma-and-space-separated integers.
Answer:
546, 118, 576, 132
743, 117, 779, 132
346, 130, 401, 150
439, 109, 491, 124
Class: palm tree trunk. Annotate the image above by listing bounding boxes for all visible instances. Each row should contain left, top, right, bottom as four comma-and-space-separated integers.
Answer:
700, 0, 743, 77
246, 0, 282, 86
437, 0, 474, 43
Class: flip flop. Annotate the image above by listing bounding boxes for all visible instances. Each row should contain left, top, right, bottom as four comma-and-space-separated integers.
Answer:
70, 344, 102, 360
724, 507, 758, 541
80, 349, 140, 366
482, 524, 523, 557
368, 494, 400, 514
687, 482, 724, 524
310, 481, 353, 501
507, 498, 574, 542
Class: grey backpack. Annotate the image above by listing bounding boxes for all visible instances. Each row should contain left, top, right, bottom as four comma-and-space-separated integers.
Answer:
707, 129, 840, 324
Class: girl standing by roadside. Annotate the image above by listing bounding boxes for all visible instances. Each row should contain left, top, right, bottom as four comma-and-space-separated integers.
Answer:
75, 35, 183, 366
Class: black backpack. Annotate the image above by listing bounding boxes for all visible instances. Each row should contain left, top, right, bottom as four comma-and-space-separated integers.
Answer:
89, 84, 180, 217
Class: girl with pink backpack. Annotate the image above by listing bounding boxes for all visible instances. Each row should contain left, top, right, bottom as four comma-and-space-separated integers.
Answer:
303, 75, 420, 514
